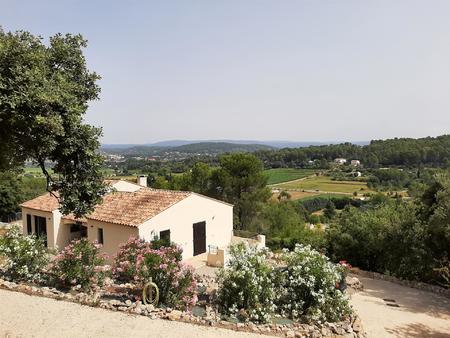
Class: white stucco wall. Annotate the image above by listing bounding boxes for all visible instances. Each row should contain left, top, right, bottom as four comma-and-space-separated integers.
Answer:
87, 219, 139, 261
21, 207, 56, 248
138, 194, 233, 260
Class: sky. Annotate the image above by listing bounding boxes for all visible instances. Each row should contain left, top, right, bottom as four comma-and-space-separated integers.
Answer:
2, 0, 450, 144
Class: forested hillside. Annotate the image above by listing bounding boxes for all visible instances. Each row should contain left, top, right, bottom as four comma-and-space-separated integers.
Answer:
255, 135, 450, 168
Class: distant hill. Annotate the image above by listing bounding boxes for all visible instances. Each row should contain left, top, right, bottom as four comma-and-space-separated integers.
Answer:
102, 139, 370, 150
172, 142, 274, 154
101, 141, 275, 156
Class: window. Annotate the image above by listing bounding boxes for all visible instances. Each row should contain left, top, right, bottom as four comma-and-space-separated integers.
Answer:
70, 223, 87, 238
97, 228, 104, 245
26, 214, 32, 235
159, 229, 171, 246
34, 216, 47, 247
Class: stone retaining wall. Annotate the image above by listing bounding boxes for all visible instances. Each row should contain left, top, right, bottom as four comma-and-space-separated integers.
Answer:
351, 268, 450, 299
0, 278, 367, 338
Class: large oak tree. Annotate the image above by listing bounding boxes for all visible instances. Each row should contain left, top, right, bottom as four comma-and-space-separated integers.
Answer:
0, 29, 106, 217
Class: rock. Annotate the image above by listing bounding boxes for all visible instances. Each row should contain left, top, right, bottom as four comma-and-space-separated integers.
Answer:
167, 310, 182, 321
346, 276, 363, 290
308, 331, 321, 338
332, 326, 346, 335
109, 299, 122, 307
321, 327, 332, 336
236, 323, 245, 329
144, 304, 155, 312
125, 299, 132, 306
352, 317, 363, 333
286, 330, 295, 337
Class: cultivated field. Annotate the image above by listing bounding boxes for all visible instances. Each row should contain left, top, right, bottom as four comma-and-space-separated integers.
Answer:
272, 175, 371, 194
265, 168, 317, 185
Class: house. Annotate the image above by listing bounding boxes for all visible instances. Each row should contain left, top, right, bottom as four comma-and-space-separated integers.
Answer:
20, 178, 233, 261
334, 158, 347, 165
350, 160, 361, 166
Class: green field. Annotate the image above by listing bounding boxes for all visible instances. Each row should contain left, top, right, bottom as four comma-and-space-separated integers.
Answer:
272, 175, 371, 194
264, 168, 317, 185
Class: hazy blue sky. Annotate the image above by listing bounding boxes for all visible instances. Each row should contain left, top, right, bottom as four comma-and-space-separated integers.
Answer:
2, 1, 450, 143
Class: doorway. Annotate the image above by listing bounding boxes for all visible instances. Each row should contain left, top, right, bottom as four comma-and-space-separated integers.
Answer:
193, 221, 206, 256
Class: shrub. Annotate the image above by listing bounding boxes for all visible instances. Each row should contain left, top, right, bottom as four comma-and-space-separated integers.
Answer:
0, 226, 49, 282
113, 237, 197, 310
216, 243, 275, 323
275, 244, 352, 322
50, 238, 109, 292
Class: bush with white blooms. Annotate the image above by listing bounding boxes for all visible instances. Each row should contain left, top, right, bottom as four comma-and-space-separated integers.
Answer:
275, 244, 352, 322
216, 243, 276, 323
217, 243, 352, 324
0, 226, 49, 283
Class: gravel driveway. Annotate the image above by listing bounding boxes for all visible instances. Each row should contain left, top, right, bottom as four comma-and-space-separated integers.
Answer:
350, 276, 450, 338
0, 289, 267, 338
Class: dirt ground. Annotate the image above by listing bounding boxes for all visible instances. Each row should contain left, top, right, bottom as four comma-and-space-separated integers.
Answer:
0, 289, 267, 338
350, 276, 450, 338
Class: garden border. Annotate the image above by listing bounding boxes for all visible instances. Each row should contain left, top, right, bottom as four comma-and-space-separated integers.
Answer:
0, 277, 367, 338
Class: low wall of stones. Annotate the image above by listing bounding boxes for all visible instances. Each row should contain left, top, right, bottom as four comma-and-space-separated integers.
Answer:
0, 278, 367, 338
351, 268, 450, 299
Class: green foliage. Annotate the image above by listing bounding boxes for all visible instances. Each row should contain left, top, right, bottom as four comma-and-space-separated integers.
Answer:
216, 244, 275, 323
299, 195, 361, 213
0, 29, 106, 217
0, 226, 50, 282
275, 245, 352, 322
255, 135, 450, 169
327, 199, 417, 272
417, 172, 450, 286
50, 239, 109, 291
0, 172, 23, 219
211, 153, 271, 229
0, 171, 47, 220
323, 201, 336, 219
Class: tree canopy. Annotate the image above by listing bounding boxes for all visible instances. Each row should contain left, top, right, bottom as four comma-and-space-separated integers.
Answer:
0, 29, 106, 217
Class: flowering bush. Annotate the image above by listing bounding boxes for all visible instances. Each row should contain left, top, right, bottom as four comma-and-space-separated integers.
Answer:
0, 226, 49, 283
216, 243, 276, 323
49, 238, 110, 292
275, 244, 352, 322
113, 237, 197, 310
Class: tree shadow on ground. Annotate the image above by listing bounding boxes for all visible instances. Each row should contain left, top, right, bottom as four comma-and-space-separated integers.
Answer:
386, 322, 450, 338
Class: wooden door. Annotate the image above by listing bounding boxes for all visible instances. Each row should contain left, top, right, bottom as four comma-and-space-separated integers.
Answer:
193, 221, 206, 256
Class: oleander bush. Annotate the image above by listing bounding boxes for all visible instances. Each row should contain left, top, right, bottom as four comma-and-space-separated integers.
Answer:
0, 226, 49, 283
216, 243, 352, 324
275, 244, 352, 322
216, 243, 276, 323
112, 237, 197, 310
49, 238, 110, 292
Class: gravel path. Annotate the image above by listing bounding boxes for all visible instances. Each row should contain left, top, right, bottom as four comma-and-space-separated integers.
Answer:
350, 276, 450, 338
0, 289, 267, 338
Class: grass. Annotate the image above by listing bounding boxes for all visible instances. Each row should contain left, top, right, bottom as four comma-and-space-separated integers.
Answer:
272, 175, 371, 194
264, 168, 317, 185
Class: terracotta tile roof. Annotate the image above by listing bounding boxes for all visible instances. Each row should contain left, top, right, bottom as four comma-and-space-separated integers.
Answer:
22, 186, 192, 227
86, 188, 191, 227
20, 192, 60, 212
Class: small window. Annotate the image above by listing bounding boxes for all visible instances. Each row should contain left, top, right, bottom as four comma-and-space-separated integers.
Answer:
26, 214, 32, 235
159, 229, 171, 245
97, 228, 104, 245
